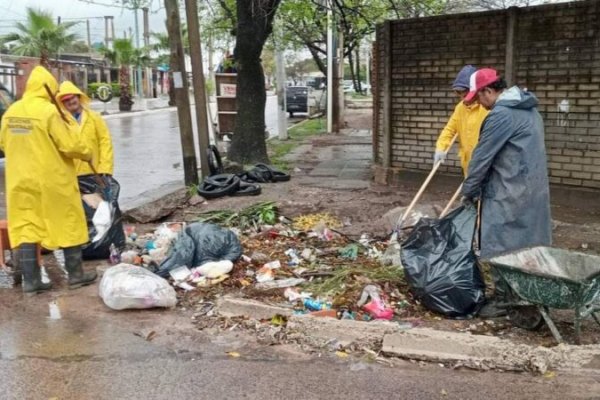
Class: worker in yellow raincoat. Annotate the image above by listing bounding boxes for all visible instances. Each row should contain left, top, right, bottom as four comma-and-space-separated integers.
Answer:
0, 66, 97, 294
57, 81, 114, 177
434, 65, 489, 175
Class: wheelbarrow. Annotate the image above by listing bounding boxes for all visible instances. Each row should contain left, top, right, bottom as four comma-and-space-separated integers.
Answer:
485, 246, 600, 344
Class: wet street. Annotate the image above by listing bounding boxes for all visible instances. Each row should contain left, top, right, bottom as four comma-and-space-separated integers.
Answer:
0, 96, 282, 215
1, 275, 599, 399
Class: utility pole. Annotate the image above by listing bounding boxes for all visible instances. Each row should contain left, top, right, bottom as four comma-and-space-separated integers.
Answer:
143, 7, 150, 97
326, 1, 334, 134
184, 0, 211, 179
275, 46, 288, 140
334, 30, 343, 132
110, 16, 115, 45
165, 0, 199, 186
133, 2, 143, 98
104, 16, 110, 48
142, 7, 150, 47
86, 19, 92, 50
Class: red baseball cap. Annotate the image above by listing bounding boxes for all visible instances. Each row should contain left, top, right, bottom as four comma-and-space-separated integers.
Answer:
464, 68, 500, 102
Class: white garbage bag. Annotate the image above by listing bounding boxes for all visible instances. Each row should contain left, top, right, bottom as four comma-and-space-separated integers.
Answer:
99, 264, 177, 310
92, 201, 112, 242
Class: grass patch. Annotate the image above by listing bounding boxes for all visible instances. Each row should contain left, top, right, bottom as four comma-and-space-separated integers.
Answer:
304, 264, 405, 297
268, 117, 326, 171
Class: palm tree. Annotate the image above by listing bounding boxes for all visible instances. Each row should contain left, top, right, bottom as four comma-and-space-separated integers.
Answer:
151, 25, 189, 54
102, 38, 149, 112
0, 8, 78, 68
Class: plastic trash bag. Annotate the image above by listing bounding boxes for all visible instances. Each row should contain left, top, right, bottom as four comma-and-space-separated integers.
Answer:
92, 201, 112, 242
99, 264, 177, 310
79, 175, 126, 260
156, 223, 242, 278
401, 205, 485, 318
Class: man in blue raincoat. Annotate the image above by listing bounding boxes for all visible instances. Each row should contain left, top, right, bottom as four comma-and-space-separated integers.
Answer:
461, 68, 552, 317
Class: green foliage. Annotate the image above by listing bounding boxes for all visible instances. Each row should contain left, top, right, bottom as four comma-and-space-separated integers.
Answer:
65, 40, 91, 54
205, 78, 215, 96
0, 8, 79, 63
197, 202, 278, 230
87, 82, 124, 98
269, 117, 326, 171
101, 38, 149, 68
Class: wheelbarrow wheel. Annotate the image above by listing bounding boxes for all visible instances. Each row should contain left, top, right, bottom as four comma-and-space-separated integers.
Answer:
508, 306, 545, 331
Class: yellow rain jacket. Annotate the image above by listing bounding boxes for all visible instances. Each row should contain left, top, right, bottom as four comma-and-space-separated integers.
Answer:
57, 81, 114, 175
435, 101, 489, 175
0, 66, 92, 249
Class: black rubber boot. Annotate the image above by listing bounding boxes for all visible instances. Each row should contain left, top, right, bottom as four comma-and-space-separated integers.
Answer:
19, 243, 52, 295
64, 246, 97, 289
10, 249, 22, 286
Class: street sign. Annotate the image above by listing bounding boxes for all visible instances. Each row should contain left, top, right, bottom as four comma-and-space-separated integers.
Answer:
96, 85, 113, 103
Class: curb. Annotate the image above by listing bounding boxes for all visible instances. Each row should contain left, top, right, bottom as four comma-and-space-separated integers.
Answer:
217, 296, 293, 320
102, 107, 176, 120
215, 297, 600, 374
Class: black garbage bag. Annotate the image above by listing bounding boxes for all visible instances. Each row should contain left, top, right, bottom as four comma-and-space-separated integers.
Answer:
400, 205, 485, 318
157, 222, 242, 278
78, 175, 126, 260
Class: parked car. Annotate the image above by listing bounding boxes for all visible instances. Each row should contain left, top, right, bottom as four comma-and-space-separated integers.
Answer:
0, 83, 15, 158
286, 86, 309, 117
343, 80, 354, 93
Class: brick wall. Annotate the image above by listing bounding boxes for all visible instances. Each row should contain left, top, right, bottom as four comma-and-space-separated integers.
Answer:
373, 0, 600, 189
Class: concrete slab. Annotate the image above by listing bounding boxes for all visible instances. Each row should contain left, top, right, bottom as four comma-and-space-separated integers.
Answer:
217, 296, 293, 320
287, 314, 401, 348
122, 183, 189, 223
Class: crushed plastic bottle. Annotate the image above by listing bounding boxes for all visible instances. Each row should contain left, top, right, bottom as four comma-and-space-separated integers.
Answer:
303, 298, 332, 311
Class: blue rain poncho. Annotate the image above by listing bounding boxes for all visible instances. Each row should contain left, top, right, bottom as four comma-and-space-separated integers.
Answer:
462, 86, 552, 259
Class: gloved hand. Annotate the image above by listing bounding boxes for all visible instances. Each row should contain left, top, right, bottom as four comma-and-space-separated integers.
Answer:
434, 150, 447, 164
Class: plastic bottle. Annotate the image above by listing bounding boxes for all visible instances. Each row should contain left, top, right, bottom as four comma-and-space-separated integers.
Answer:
303, 298, 331, 311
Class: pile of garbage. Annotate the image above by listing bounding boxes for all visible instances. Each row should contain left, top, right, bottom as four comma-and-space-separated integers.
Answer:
100, 201, 481, 325
168, 202, 417, 322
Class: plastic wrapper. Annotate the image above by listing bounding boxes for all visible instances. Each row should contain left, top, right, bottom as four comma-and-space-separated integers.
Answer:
99, 264, 177, 310
401, 205, 485, 318
157, 223, 242, 278
79, 175, 126, 260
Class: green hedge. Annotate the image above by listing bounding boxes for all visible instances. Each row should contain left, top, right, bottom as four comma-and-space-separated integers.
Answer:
87, 82, 122, 98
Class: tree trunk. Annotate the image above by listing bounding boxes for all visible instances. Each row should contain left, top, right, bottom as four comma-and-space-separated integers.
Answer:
40, 49, 51, 70
229, 0, 282, 165
119, 64, 134, 112
347, 51, 358, 92
307, 44, 327, 77
355, 48, 362, 93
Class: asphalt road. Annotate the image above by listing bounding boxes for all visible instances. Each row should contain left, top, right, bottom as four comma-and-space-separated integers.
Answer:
1, 276, 598, 400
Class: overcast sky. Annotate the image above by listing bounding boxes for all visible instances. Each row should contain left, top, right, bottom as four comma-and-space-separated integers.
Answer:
0, 0, 169, 46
